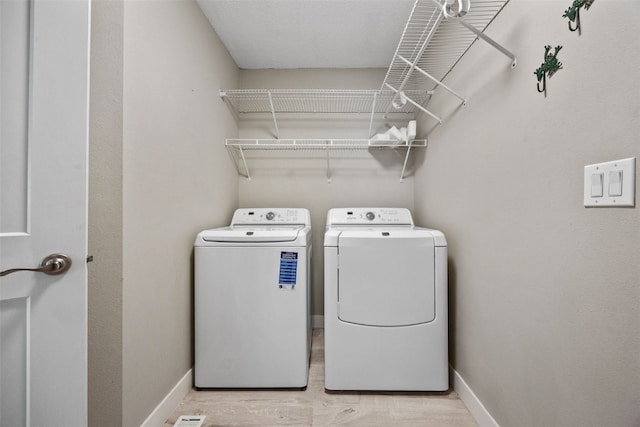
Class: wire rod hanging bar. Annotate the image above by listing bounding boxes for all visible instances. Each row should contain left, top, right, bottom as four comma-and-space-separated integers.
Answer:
267, 91, 280, 138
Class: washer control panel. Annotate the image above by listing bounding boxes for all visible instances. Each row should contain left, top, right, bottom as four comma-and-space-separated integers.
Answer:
327, 208, 413, 226
231, 208, 311, 226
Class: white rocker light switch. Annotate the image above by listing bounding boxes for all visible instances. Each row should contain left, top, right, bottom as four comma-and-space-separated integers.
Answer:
590, 173, 603, 197
608, 170, 623, 197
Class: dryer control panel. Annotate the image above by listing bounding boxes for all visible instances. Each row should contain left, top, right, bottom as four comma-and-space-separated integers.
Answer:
231, 208, 311, 226
326, 208, 414, 226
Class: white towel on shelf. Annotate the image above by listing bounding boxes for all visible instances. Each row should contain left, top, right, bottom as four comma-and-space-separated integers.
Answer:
368, 132, 391, 146
369, 121, 417, 146
369, 126, 402, 146
407, 120, 416, 142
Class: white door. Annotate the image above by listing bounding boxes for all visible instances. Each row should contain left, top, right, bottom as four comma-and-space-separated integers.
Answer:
0, 0, 90, 425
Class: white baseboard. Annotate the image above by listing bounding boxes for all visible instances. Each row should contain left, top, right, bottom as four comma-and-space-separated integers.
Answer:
140, 368, 193, 427
452, 368, 499, 427
139, 333, 491, 427
312, 315, 324, 329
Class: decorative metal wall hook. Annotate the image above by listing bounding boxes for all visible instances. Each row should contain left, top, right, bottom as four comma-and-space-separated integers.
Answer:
568, 7, 581, 32
534, 45, 563, 95
536, 72, 547, 93
563, 0, 595, 34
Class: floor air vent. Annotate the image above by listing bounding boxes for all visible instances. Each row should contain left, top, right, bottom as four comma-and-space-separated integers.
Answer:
173, 415, 205, 427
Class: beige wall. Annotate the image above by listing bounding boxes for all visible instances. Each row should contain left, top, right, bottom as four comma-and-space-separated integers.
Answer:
89, 1, 124, 424
414, 1, 640, 425
89, 1, 239, 426
237, 69, 416, 316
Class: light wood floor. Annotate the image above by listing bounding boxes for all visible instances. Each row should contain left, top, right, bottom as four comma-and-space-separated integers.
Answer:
165, 329, 478, 427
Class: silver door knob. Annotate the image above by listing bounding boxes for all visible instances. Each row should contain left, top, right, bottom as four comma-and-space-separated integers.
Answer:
0, 253, 72, 277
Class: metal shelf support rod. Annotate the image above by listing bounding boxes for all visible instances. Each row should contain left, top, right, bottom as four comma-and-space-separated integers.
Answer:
325, 142, 332, 183
457, 19, 517, 68
385, 83, 442, 124
267, 91, 280, 138
239, 146, 252, 180
400, 141, 413, 182
396, 54, 466, 104
368, 92, 378, 138
219, 91, 240, 122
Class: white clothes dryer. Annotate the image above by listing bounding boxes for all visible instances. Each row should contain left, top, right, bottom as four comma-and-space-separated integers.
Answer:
194, 208, 311, 388
324, 208, 448, 391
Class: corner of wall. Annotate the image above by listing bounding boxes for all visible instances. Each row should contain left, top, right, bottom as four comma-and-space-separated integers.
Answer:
88, 0, 125, 426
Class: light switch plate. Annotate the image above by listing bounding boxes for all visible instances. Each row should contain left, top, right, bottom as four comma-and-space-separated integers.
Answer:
584, 157, 635, 207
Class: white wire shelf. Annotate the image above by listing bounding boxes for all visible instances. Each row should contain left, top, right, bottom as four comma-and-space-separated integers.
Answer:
220, 89, 431, 139
382, 0, 515, 123
220, 89, 431, 116
226, 138, 427, 183
220, 1, 515, 133
226, 138, 427, 150
384, 0, 513, 93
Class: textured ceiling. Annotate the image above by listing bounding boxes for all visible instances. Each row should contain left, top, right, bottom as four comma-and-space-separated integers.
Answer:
197, 0, 416, 69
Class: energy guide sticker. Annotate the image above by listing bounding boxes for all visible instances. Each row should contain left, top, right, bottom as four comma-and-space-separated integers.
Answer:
279, 252, 298, 287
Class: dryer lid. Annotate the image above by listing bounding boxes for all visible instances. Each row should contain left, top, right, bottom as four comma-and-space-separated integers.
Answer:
337, 230, 436, 327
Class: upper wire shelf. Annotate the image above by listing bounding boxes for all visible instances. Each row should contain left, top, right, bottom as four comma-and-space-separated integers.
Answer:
220, 1, 515, 133
220, 89, 431, 138
219, 89, 431, 116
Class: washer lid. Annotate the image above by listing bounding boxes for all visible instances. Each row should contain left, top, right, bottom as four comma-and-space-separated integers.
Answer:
200, 225, 305, 243
337, 230, 435, 327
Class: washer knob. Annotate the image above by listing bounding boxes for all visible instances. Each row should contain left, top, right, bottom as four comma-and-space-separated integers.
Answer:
365, 211, 375, 221
266, 211, 276, 220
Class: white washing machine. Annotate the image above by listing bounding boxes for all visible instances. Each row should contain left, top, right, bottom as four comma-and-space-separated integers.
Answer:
324, 207, 448, 391
194, 208, 311, 388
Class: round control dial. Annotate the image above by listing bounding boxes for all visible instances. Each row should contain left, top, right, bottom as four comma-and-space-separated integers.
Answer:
365, 211, 375, 221
265, 211, 276, 220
